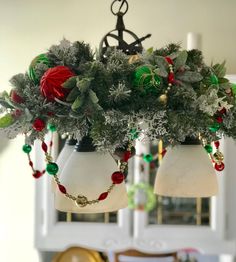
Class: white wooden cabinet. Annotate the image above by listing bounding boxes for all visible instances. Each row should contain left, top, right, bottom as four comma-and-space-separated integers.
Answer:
34, 76, 236, 256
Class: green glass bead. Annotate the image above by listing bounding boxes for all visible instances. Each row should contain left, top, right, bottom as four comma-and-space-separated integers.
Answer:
143, 154, 153, 163
28, 54, 50, 83
209, 122, 220, 132
204, 144, 213, 153
46, 162, 59, 175
47, 123, 57, 132
22, 144, 32, 154
210, 74, 219, 85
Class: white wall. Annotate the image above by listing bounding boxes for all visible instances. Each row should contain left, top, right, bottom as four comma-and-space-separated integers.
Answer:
0, 1, 236, 261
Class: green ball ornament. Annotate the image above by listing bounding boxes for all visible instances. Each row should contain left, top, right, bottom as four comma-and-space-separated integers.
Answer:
133, 66, 161, 93
22, 144, 32, 154
46, 162, 59, 175
204, 144, 213, 153
209, 122, 220, 132
231, 83, 236, 96
28, 53, 50, 83
210, 74, 219, 85
143, 154, 153, 163
47, 123, 57, 132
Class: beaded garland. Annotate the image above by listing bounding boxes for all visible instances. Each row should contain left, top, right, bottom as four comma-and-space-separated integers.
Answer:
23, 128, 133, 208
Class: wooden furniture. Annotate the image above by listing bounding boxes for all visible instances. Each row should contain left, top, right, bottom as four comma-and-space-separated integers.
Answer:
52, 246, 104, 262
114, 249, 179, 262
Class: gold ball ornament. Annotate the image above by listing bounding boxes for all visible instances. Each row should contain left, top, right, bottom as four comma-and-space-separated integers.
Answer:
159, 94, 168, 103
213, 151, 224, 162
75, 195, 88, 207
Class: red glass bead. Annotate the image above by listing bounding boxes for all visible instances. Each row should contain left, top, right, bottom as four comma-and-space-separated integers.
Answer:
216, 116, 223, 123
111, 171, 125, 184
41, 141, 48, 153
98, 192, 108, 201
168, 72, 175, 84
218, 107, 226, 115
33, 170, 43, 179
165, 56, 174, 65
123, 151, 131, 162
162, 149, 167, 157
33, 118, 45, 131
50, 141, 53, 147
214, 141, 220, 148
29, 161, 33, 167
215, 162, 225, 171
58, 184, 67, 194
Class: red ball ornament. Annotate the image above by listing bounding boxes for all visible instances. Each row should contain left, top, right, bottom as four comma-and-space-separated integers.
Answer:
112, 171, 125, 184
33, 118, 45, 131
11, 90, 24, 104
215, 162, 225, 171
40, 66, 75, 101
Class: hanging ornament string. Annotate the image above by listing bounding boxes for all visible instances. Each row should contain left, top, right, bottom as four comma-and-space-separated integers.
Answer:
22, 129, 54, 179
22, 119, 135, 207
46, 141, 133, 208
202, 139, 225, 172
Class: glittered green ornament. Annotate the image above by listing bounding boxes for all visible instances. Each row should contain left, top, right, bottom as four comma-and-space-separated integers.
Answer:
28, 53, 50, 83
231, 83, 236, 96
143, 154, 153, 163
204, 144, 213, 153
22, 144, 32, 154
210, 74, 219, 85
209, 122, 220, 132
0, 113, 14, 128
46, 162, 59, 175
47, 123, 57, 132
133, 66, 161, 93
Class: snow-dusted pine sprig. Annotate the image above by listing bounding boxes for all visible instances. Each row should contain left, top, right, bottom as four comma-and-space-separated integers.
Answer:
109, 81, 131, 103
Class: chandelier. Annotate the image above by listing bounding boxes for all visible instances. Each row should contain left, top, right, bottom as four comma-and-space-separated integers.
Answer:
0, 0, 235, 213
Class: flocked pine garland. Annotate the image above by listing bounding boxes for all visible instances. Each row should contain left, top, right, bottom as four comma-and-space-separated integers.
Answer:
0, 39, 236, 171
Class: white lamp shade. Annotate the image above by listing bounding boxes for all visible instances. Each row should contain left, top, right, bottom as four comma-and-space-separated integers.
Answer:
154, 145, 218, 197
56, 143, 75, 171
55, 151, 128, 213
